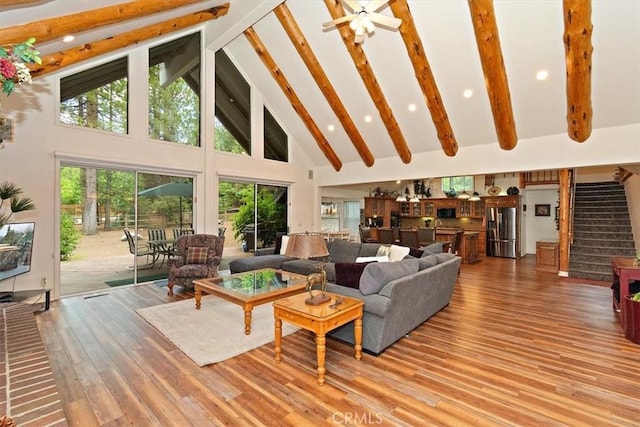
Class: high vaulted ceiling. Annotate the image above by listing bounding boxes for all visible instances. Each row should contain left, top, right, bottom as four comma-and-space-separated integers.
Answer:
2, 0, 639, 173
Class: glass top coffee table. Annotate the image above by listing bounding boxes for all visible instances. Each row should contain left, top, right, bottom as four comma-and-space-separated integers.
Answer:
193, 268, 307, 335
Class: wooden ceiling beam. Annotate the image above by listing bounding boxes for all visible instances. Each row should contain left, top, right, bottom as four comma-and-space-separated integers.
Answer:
274, 3, 374, 167
28, 5, 230, 78
468, 0, 518, 151
389, 0, 458, 157
244, 27, 343, 172
324, 0, 412, 164
563, 0, 593, 142
0, 0, 209, 45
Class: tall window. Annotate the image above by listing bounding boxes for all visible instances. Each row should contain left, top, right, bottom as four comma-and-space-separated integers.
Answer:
214, 49, 251, 155
59, 57, 128, 134
264, 107, 288, 162
441, 176, 474, 193
148, 32, 201, 146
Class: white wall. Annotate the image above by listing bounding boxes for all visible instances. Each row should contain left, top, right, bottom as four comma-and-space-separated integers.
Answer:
523, 187, 560, 254
0, 29, 316, 298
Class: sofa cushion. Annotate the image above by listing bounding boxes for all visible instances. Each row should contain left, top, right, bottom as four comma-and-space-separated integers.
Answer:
435, 252, 456, 263
335, 262, 372, 289
359, 243, 382, 258
359, 258, 419, 295
282, 259, 323, 276
229, 254, 293, 273
389, 245, 410, 262
186, 246, 208, 264
420, 242, 443, 254
329, 239, 362, 263
418, 254, 438, 270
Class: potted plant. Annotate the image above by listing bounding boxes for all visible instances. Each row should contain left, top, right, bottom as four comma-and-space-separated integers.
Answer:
0, 181, 35, 228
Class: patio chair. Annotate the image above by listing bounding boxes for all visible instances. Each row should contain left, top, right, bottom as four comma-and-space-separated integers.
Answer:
123, 229, 158, 269
167, 234, 225, 296
147, 228, 173, 266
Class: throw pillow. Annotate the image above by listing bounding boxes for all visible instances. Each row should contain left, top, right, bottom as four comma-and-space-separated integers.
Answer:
279, 235, 290, 255
186, 246, 208, 264
335, 262, 373, 289
359, 259, 419, 295
355, 255, 389, 263
376, 245, 391, 257
421, 242, 443, 254
389, 244, 410, 262
274, 234, 284, 255
408, 247, 424, 258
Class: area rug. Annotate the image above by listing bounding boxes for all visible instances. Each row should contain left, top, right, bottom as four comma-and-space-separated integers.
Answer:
136, 296, 299, 366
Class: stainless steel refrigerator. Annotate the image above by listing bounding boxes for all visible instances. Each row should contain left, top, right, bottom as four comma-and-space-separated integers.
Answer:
486, 207, 517, 258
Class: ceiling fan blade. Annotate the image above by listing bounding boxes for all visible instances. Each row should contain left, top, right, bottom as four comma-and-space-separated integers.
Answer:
322, 14, 357, 28
340, 0, 361, 13
364, 0, 390, 13
368, 12, 402, 29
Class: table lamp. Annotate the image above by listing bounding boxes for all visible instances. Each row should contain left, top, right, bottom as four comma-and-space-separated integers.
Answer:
285, 232, 331, 305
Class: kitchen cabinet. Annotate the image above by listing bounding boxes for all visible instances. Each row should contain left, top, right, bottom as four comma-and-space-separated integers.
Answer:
364, 197, 397, 227
477, 230, 486, 256
422, 201, 436, 217
536, 240, 559, 273
398, 201, 422, 217
484, 195, 519, 208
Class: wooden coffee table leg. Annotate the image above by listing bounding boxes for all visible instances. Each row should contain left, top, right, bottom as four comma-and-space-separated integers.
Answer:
244, 307, 252, 335
354, 315, 363, 360
195, 286, 202, 309
274, 317, 282, 363
316, 334, 326, 386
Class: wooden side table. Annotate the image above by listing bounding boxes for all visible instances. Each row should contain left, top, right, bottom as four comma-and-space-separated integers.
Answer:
612, 257, 640, 329
273, 292, 364, 386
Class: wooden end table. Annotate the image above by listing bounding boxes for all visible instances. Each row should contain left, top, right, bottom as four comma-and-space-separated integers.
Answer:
273, 292, 364, 386
612, 257, 640, 328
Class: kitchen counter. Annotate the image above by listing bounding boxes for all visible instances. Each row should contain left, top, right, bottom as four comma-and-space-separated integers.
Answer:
435, 230, 480, 264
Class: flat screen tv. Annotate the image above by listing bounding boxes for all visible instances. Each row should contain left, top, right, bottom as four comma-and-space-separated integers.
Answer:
0, 222, 35, 282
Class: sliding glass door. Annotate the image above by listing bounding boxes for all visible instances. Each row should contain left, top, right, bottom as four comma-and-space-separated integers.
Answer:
218, 179, 288, 268
59, 164, 193, 296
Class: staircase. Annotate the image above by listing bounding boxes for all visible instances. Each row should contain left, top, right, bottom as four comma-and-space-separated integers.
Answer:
569, 181, 636, 282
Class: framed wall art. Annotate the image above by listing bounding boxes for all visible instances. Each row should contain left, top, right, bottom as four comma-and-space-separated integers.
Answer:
535, 204, 551, 217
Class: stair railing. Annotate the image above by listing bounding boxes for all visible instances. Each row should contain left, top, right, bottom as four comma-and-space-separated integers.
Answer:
568, 168, 576, 245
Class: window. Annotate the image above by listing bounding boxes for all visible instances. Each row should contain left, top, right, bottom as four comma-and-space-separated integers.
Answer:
214, 49, 251, 155
441, 176, 474, 193
59, 57, 128, 134
148, 32, 201, 146
264, 107, 288, 162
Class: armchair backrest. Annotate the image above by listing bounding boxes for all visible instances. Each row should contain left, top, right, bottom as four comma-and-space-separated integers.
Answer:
175, 234, 225, 263
399, 229, 419, 248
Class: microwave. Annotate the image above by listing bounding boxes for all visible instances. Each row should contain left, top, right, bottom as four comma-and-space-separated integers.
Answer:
436, 208, 456, 218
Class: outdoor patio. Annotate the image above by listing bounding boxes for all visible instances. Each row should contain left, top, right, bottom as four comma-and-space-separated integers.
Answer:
60, 222, 249, 296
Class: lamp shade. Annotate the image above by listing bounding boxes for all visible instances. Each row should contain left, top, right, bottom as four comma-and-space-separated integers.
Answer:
284, 233, 329, 259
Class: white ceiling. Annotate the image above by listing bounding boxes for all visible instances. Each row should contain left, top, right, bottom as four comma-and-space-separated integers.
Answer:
3, 0, 640, 174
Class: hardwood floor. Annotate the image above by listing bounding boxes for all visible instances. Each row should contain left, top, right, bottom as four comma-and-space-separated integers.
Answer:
36, 255, 640, 426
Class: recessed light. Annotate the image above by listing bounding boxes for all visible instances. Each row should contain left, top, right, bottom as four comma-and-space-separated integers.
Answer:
364, 115, 372, 123
327, 124, 335, 132
463, 89, 473, 98
62, 35, 75, 43
408, 103, 416, 112
536, 70, 549, 81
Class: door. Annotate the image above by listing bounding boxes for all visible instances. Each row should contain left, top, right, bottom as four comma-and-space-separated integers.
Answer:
60, 165, 193, 296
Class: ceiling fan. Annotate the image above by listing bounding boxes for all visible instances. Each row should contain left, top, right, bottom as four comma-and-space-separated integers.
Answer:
322, 0, 402, 44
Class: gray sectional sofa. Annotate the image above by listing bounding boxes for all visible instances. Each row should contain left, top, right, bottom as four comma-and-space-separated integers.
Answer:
229, 239, 460, 354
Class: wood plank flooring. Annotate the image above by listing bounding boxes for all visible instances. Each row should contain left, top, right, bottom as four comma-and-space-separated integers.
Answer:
35, 255, 640, 426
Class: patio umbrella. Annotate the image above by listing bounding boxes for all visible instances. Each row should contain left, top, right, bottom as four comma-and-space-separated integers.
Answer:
137, 182, 192, 229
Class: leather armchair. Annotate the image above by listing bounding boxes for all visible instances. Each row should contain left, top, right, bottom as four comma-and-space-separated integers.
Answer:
167, 234, 225, 296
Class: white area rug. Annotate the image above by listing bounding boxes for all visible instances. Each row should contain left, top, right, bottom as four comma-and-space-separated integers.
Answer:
137, 295, 299, 366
